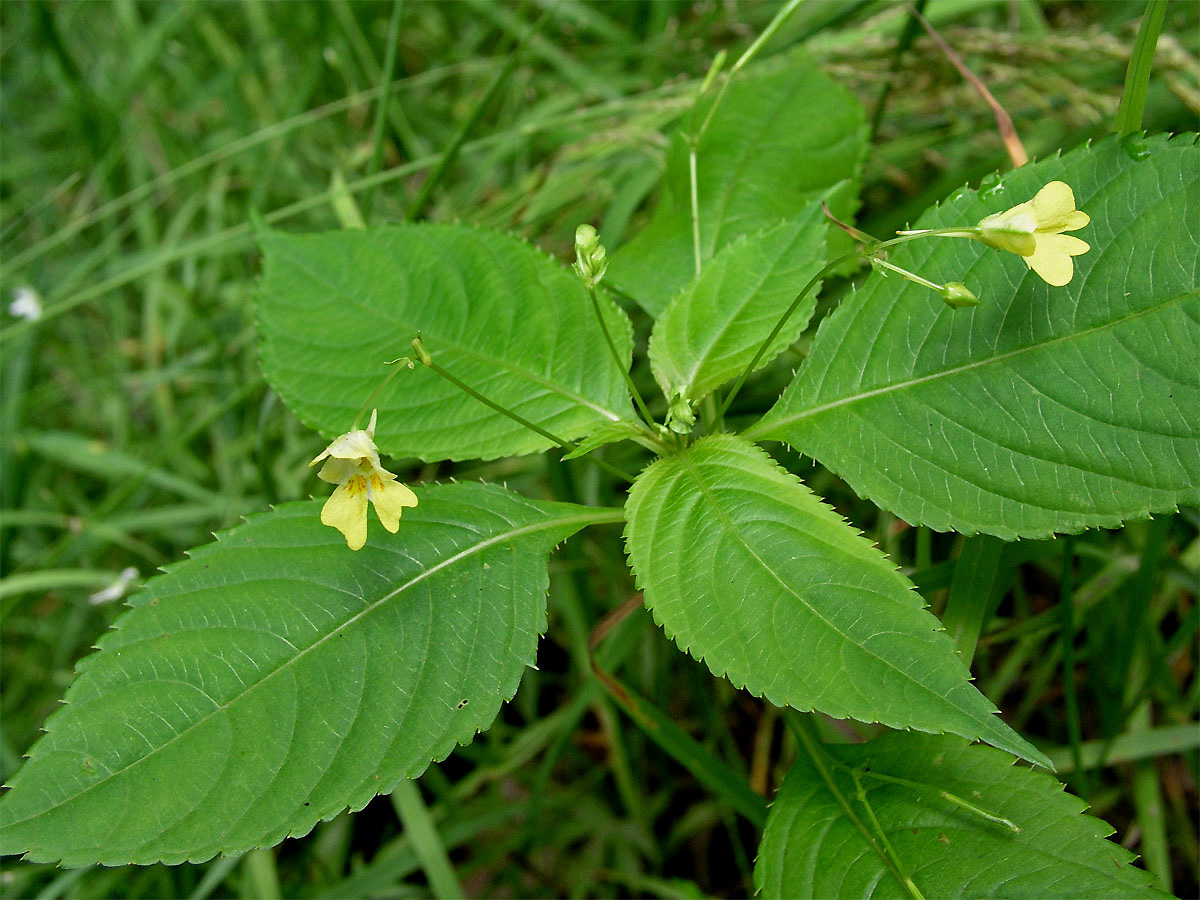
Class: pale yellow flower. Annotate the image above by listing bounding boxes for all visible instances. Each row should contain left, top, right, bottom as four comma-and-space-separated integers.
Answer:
976, 181, 1090, 286
309, 410, 417, 550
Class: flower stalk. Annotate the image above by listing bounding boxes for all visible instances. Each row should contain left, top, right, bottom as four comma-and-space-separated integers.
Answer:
870, 258, 979, 308
574, 225, 657, 430
716, 248, 861, 421
409, 337, 637, 483
718, 180, 1089, 419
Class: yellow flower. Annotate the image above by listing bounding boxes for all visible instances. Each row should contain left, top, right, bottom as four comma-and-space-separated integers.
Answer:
309, 410, 417, 550
977, 181, 1090, 286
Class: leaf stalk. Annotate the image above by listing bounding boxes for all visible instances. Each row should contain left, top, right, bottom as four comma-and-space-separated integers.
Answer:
717, 225, 988, 420
410, 338, 637, 483
588, 286, 656, 430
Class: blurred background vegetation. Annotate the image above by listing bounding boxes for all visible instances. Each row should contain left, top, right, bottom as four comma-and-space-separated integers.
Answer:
1, 1, 1196, 897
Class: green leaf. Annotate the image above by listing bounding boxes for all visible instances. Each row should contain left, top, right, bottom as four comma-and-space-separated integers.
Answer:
560, 419, 661, 459
607, 54, 866, 316
647, 206, 827, 404
623, 435, 1049, 767
255, 222, 635, 462
748, 133, 1200, 539
0, 484, 616, 865
755, 731, 1169, 899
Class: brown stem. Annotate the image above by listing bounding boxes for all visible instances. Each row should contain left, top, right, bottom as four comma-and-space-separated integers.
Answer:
910, 4, 1028, 168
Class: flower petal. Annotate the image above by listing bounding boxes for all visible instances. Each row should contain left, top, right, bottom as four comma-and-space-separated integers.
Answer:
1042, 232, 1091, 256
978, 203, 1037, 256
1063, 211, 1090, 232
1024, 233, 1091, 287
321, 475, 369, 550
319, 429, 380, 464
1031, 181, 1081, 231
369, 473, 418, 533
317, 457, 359, 484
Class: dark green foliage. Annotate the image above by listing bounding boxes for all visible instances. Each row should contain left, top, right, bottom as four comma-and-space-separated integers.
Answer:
2, 2, 1196, 897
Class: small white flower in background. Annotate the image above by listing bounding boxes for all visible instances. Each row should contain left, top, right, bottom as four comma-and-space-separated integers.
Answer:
8, 287, 42, 321
310, 409, 418, 551
89, 567, 139, 605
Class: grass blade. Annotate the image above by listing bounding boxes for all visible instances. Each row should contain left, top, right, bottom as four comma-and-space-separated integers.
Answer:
1114, 0, 1169, 137
361, 0, 405, 222
389, 781, 464, 900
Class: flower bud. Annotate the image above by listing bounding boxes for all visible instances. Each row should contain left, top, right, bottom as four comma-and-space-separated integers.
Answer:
666, 391, 695, 435
411, 336, 433, 366
941, 282, 980, 308
573, 224, 608, 287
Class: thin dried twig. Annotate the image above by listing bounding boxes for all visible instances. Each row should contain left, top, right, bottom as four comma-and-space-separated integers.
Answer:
910, 4, 1029, 167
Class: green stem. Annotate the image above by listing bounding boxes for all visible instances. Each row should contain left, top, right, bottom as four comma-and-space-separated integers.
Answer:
390, 780, 465, 900
786, 713, 922, 900
1114, 0, 1168, 138
717, 249, 859, 420
943, 535, 1007, 666
413, 342, 636, 483
888, 226, 983, 243
871, 257, 945, 292
688, 144, 702, 275
694, 0, 808, 142
685, 0, 808, 276
716, 225, 986, 420
852, 771, 928, 900
354, 361, 409, 430
589, 286, 655, 428
936, 791, 1021, 833
241, 849, 283, 900
360, 0, 405, 222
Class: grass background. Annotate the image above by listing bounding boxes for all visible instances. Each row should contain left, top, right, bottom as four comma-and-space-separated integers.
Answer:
1, 1, 1197, 897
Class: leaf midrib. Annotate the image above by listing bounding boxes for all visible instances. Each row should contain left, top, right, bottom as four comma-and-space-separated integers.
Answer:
666, 224, 815, 397
673, 441, 1014, 747
267, 232, 625, 423
2, 506, 621, 830
744, 288, 1198, 440
702, 76, 798, 258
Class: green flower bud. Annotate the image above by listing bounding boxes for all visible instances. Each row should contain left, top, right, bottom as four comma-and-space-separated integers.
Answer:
666, 391, 695, 435
941, 282, 980, 309
573, 224, 608, 287
410, 336, 433, 366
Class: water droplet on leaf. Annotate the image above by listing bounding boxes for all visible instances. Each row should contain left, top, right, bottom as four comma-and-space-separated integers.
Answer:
979, 173, 1004, 198
1121, 135, 1150, 161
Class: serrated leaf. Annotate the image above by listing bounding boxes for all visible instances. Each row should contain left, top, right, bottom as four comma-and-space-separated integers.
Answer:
648, 206, 827, 404
607, 55, 866, 316
747, 133, 1200, 539
561, 419, 660, 459
755, 731, 1169, 899
0, 484, 613, 866
623, 434, 1049, 767
255, 222, 635, 462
